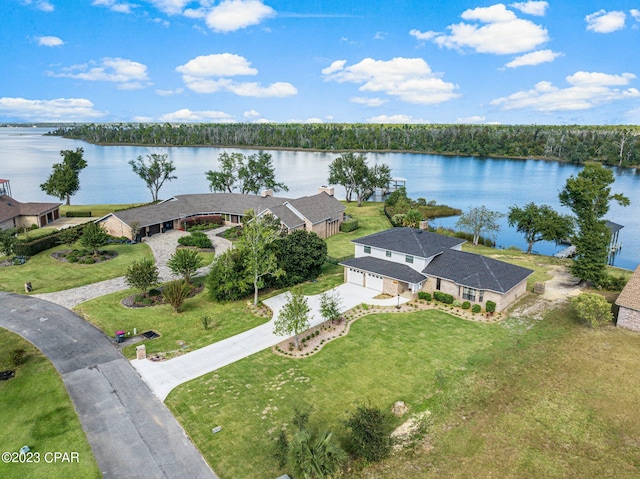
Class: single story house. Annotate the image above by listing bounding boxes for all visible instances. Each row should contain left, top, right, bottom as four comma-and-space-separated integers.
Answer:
341, 227, 533, 311
97, 187, 345, 240
0, 194, 62, 231
615, 265, 640, 332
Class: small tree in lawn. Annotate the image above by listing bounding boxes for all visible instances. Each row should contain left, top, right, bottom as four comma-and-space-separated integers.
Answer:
571, 293, 613, 328
167, 248, 203, 283
344, 402, 394, 462
125, 258, 160, 296
162, 279, 191, 313
0, 228, 17, 257
58, 227, 82, 248
273, 291, 310, 350
80, 222, 110, 257
129, 153, 177, 202
319, 290, 343, 327
456, 205, 503, 245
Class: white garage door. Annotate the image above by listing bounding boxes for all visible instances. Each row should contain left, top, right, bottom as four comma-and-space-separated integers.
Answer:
366, 273, 384, 292
347, 268, 364, 286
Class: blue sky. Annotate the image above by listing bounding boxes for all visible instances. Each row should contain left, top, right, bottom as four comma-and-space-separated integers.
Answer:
1, 0, 639, 124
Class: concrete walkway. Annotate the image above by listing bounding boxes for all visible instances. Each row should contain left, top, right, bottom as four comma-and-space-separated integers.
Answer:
0, 292, 217, 479
33, 228, 232, 309
131, 283, 409, 401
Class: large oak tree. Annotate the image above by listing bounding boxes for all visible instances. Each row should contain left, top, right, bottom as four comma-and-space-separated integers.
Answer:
40, 148, 87, 205
507, 203, 574, 254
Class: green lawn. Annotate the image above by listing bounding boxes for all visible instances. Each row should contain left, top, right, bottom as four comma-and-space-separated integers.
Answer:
325, 201, 391, 258
0, 329, 100, 479
75, 286, 270, 359
60, 203, 146, 218
166, 310, 506, 479
0, 242, 154, 294
351, 305, 640, 479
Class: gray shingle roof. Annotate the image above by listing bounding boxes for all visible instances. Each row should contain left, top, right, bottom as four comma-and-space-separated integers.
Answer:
352, 227, 465, 258
105, 192, 343, 229
423, 249, 533, 293
341, 256, 427, 284
265, 204, 305, 229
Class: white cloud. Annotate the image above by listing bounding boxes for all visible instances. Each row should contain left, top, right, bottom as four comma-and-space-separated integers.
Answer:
456, 115, 487, 123
155, 87, 184, 96
244, 109, 261, 118
504, 49, 562, 68
24, 0, 54, 12
176, 53, 258, 77
366, 114, 430, 124
323, 57, 459, 105
373, 31, 387, 40
0, 97, 106, 121
147, 0, 191, 15
91, 0, 135, 14
351, 97, 387, 107
206, 0, 275, 32
510, 1, 548, 16
632, 9, 640, 22
586, 10, 626, 33
412, 4, 549, 54
491, 71, 640, 112
176, 53, 297, 97
48, 57, 151, 89
159, 108, 235, 122
36, 36, 64, 47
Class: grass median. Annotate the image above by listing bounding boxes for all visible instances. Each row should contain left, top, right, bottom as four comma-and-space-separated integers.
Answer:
0, 329, 100, 479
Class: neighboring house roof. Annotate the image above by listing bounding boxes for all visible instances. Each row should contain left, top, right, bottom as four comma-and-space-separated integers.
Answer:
423, 249, 533, 294
352, 227, 465, 258
341, 256, 428, 284
605, 220, 624, 234
101, 191, 344, 229
287, 193, 344, 225
265, 205, 305, 230
0, 195, 61, 224
616, 265, 640, 312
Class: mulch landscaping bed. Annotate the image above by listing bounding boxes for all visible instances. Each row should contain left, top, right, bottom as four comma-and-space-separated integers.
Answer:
121, 284, 205, 308
51, 249, 118, 264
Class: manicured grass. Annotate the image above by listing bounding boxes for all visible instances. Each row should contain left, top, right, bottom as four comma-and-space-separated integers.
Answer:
60, 203, 146, 217
75, 286, 270, 359
0, 242, 154, 294
325, 201, 391, 258
0, 329, 100, 479
294, 262, 345, 295
350, 305, 640, 479
166, 310, 506, 479
15, 227, 59, 241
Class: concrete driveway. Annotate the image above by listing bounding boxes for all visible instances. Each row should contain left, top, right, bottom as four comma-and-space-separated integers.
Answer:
132, 283, 409, 401
0, 292, 216, 479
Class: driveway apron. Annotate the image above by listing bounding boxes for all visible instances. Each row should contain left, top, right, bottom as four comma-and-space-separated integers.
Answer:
0, 292, 216, 479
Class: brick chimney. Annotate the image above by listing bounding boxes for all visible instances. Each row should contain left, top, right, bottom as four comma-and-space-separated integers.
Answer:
261, 189, 274, 197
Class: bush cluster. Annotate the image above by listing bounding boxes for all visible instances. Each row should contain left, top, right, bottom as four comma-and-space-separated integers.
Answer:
65, 211, 92, 217
14, 224, 86, 256
462, 301, 471, 309
178, 231, 213, 249
433, 291, 454, 304
471, 304, 482, 313
417, 291, 431, 301
185, 215, 223, 230
485, 300, 497, 313
340, 219, 359, 232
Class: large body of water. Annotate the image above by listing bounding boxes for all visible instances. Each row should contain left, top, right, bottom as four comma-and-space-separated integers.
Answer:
2, 127, 639, 270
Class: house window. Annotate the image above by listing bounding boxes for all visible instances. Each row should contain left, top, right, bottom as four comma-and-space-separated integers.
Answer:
364, 246, 371, 254
463, 287, 477, 301
436, 278, 441, 290
386, 250, 392, 258
479, 290, 484, 303
405, 255, 413, 264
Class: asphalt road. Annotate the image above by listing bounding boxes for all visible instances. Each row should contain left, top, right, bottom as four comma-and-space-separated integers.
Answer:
0, 292, 217, 479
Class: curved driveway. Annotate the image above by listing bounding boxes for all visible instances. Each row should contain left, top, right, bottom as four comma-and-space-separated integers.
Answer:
0, 292, 216, 479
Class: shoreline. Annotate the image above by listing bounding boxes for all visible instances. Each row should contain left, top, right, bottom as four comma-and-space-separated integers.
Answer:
54, 137, 640, 169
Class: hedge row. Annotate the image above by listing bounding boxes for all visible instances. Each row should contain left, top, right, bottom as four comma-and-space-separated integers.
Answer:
433, 291, 454, 304
65, 211, 92, 217
13, 224, 86, 257
340, 219, 359, 233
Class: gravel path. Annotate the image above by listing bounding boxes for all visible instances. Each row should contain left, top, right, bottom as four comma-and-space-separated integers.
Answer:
33, 227, 232, 309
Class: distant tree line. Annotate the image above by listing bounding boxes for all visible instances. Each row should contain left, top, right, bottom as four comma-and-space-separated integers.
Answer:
47, 123, 640, 167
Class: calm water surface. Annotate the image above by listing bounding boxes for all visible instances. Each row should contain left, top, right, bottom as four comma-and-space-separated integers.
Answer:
2, 127, 639, 270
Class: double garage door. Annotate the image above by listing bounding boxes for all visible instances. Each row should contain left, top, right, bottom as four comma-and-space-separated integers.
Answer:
346, 268, 384, 292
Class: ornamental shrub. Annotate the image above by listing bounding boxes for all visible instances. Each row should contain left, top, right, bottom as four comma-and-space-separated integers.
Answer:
471, 304, 481, 313
453, 300, 462, 307
434, 291, 454, 304
178, 231, 213, 249
417, 291, 431, 301
485, 301, 497, 313
462, 301, 471, 309
340, 219, 359, 232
